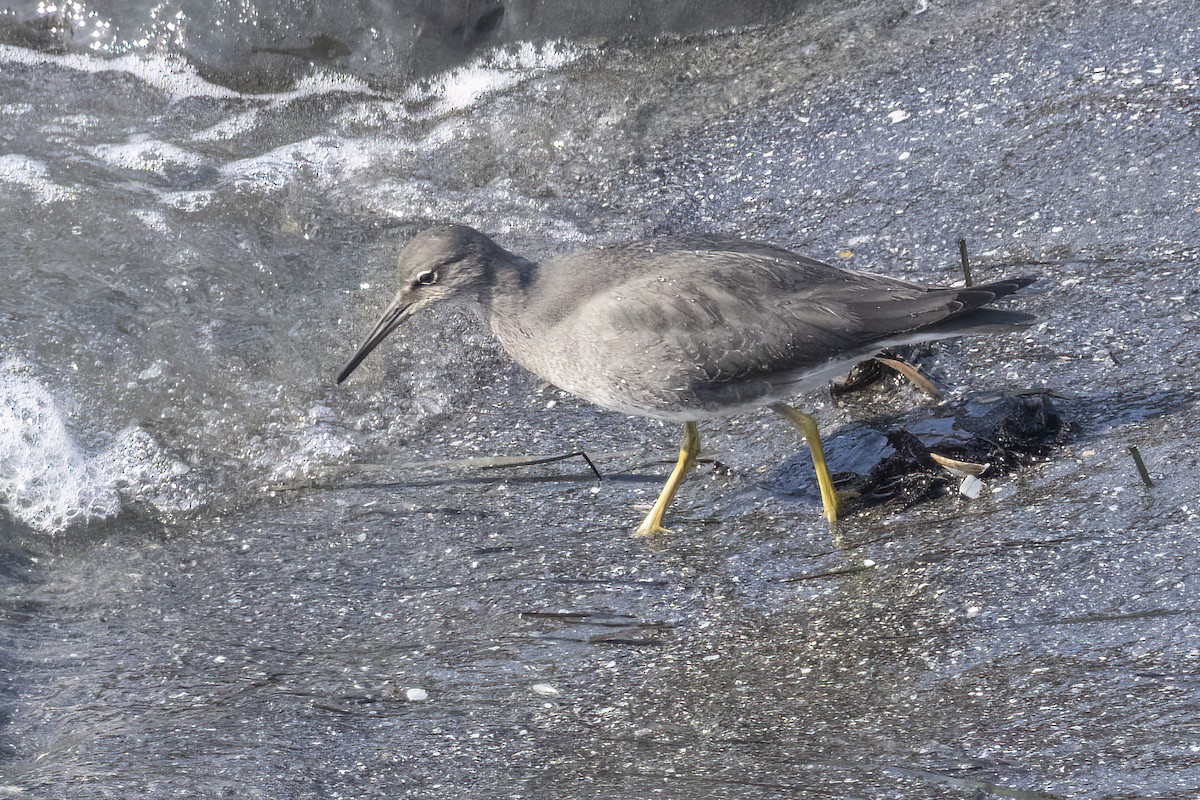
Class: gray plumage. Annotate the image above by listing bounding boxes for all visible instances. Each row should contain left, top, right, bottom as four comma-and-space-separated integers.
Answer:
339, 224, 1035, 422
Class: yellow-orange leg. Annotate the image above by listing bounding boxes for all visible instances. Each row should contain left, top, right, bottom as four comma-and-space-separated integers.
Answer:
633, 421, 701, 537
772, 404, 838, 525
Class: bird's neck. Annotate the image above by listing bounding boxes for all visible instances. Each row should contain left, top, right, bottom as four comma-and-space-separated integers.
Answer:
481, 253, 539, 343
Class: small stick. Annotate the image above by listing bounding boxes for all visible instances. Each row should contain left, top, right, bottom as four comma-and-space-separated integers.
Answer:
958, 238, 974, 286
481, 450, 603, 481
1127, 446, 1154, 488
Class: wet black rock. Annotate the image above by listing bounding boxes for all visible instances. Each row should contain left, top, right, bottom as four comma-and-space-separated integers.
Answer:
772, 391, 1071, 514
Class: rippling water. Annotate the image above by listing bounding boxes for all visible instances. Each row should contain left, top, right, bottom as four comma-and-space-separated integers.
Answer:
0, 29, 590, 532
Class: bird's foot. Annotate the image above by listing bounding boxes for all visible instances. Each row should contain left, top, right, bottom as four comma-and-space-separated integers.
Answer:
632, 519, 671, 538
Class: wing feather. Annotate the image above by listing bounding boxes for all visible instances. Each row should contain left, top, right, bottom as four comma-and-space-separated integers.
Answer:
519, 238, 1033, 415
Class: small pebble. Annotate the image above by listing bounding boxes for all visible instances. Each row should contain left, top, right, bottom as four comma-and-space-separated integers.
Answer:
405, 687, 429, 702
530, 683, 559, 696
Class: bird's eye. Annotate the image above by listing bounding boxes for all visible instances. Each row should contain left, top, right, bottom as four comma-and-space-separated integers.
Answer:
415, 269, 439, 286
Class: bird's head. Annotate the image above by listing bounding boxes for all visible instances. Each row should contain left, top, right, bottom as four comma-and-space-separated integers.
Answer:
337, 224, 506, 384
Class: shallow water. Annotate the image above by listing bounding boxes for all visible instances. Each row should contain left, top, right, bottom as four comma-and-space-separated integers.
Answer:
2, 0, 1199, 797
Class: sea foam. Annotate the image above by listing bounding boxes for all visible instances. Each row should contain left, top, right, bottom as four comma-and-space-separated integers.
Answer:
0, 360, 192, 534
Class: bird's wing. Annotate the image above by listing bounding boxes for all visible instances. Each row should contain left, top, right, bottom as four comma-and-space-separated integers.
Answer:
561, 244, 1025, 401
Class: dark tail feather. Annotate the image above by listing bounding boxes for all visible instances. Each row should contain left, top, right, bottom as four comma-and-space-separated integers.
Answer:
922, 307, 1036, 337
951, 275, 1036, 309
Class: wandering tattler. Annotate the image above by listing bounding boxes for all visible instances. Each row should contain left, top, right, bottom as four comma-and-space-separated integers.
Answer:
338, 224, 1034, 535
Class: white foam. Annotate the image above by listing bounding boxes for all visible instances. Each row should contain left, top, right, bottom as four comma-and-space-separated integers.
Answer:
155, 189, 215, 212
0, 154, 75, 203
2, 36, 572, 118
278, 71, 375, 103
0, 360, 192, 534
0, 44, 374, 103
0, 45, 239, 100
263, 405, 357, 485
89, 137, 206, 175
408, 41, 583, 116
192, 108, 262, 142
219, 135, 346, 189
132, 209, 169, 232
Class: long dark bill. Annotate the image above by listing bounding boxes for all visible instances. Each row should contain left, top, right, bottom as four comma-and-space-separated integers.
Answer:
336, 295, 417, 384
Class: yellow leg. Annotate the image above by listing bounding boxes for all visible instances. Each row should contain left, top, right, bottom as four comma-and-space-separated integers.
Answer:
634, 422, 701, 537
772, 404, 838, 525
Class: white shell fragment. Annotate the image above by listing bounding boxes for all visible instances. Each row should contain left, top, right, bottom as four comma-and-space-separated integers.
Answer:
929, 452, 989, 476
959, 474, 985, 499
927, 452, 989, 498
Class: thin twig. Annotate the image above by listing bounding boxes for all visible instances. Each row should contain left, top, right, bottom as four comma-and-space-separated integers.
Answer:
1127, 445, 1154, 488
480, 450, 603, 481
958, 238, 974, 286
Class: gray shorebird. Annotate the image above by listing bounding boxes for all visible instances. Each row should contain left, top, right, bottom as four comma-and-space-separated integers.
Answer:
338, 224, 1034, 536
